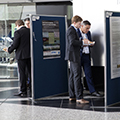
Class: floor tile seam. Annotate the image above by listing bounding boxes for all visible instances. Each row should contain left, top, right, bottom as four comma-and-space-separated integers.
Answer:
0, 87, 19, 92
84, 96, 104, 99
90, 98, 95, 111
0, 97, 9, 105
4, 79, 17, 81
60, 99, 63, 108
2, 98, 30, 101
0, 87, 18, 89
90, 106, 120, 108
0, 93, 20, 105
0, 80, 18, 82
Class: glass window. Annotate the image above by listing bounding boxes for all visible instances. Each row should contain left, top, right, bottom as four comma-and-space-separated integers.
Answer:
0, 3, 36, 79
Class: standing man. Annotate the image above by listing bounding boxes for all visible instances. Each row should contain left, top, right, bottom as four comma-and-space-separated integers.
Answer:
24, 17, 30, 87
65, 15, 90, 104
4, 20, 31, 97
24, 18, 30, 29
79, 20, 101, 97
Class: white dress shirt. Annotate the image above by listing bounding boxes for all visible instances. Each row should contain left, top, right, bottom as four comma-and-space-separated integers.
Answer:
80, 29, 89, 54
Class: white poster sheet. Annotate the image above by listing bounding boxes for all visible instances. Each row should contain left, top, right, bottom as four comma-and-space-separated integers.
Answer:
110, 17, 120, 79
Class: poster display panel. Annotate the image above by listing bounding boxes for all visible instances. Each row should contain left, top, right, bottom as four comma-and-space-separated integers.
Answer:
31, 15, 68, 99
110, 17, 120, 79
105, 11, 120, 106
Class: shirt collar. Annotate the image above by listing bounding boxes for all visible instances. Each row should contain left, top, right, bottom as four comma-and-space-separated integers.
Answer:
17, 25, 24, 30
80, 29, 86, 35
71, 24, 77, 31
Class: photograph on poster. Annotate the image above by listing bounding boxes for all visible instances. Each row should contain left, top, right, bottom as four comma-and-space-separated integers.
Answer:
110, 17, 120, 79
42, 20, 60, 59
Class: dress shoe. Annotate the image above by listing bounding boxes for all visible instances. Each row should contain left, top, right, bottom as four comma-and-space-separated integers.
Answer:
91, 91, 102, 97
69, 98, 76, 101
76, 99, 89, 104
21, 93, 27, 97
14, 92, 27, 97
14, 92, 22, 96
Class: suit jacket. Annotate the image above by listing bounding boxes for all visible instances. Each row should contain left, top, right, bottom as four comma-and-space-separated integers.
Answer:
79, 31, 92, 55
65, 26, 83, 63
8, 26, 30, 60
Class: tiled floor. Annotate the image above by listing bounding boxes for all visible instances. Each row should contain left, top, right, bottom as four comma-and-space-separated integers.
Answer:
0, 79, 120, 120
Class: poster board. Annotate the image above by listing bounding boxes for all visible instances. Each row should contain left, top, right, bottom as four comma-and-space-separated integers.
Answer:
30, 15, 68, 100
105, 11, 120, 106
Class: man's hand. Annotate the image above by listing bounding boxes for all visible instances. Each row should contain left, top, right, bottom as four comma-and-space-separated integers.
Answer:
83, 39, 95, 46
3, 47, 8, 52
83, 38, 90, 45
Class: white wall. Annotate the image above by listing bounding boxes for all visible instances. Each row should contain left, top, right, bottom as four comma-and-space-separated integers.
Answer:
72, 0, 120, 66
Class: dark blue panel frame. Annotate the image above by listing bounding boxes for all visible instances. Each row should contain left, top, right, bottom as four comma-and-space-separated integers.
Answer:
105, 11, 120, 106
31, 15, 68, 99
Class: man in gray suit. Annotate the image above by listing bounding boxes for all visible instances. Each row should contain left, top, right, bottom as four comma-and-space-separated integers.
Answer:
65, 15, 90, 103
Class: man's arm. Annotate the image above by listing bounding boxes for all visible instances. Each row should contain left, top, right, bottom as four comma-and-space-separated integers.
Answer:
8, 31, 20, 54
87, 31, 95, 47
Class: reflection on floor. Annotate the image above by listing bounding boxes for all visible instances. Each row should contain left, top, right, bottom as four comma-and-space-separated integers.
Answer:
0, 79, 120, 120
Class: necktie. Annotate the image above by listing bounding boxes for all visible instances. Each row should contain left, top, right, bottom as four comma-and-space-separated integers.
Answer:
77, 28, 83, 54
77, 28, 81, 38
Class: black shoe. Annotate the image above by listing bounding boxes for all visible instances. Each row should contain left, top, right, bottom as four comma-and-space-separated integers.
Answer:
21, 93, 27, 97
14, 92, 22, 96
14, 92, 27, 97
91, 91, 102, 97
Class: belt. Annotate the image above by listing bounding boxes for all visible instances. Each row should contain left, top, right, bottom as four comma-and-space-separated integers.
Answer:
82, 53, 89, 55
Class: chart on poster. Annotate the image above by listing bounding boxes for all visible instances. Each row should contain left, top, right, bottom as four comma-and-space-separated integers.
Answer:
42, 20, 60, 59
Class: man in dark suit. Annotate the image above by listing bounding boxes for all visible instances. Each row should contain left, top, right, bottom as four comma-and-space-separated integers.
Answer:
65, 15, 90, 104
79, 20, 101, 97
24, 17, 30, 29
4, 20, 31, 97
24, 17, 30, 87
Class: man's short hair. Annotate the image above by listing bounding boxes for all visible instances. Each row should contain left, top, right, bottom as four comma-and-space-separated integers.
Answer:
24, 18, 30, 22
71, 15, 83, 24
15, 20, 24, 26
82, 20, 91, 26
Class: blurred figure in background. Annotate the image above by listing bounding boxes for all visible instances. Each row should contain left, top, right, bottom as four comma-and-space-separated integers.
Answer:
24, 18, 30, 29
24, 17, 31, 88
